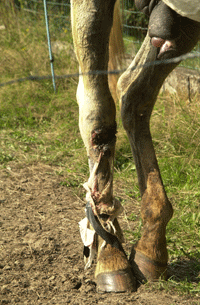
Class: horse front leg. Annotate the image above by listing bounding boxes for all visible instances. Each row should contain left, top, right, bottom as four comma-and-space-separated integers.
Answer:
71, 0, 135, 292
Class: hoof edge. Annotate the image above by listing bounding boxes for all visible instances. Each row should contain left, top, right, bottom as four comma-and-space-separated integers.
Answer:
130, 250, 168, 283
96, 268, 136, 293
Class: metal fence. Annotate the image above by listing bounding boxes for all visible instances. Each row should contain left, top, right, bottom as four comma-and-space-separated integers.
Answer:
2, 0, 200, 91
15, 0, 200, 71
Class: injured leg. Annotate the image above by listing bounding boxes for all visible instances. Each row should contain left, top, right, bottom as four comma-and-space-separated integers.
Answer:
78, 122, 135, 292
71, 0, 136, 292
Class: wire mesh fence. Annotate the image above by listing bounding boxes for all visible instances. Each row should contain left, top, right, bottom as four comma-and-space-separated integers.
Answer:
1, 0, 200, 90
14, 0, 71, 30
12, 0, 200, 71
14, 0, 70, 15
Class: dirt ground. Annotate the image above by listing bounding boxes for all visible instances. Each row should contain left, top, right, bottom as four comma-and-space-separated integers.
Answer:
0, 163, 199, 304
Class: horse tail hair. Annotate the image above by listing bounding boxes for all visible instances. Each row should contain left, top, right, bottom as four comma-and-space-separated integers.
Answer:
108, 0, 124, 101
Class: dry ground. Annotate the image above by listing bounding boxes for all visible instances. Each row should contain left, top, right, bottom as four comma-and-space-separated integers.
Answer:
0, 163, 199, 304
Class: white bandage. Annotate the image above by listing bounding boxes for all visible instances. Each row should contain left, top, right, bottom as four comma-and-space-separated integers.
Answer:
79, 217, 96, 269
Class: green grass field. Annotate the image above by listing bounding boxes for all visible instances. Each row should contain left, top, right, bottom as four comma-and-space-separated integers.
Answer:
1, 3, 200, 298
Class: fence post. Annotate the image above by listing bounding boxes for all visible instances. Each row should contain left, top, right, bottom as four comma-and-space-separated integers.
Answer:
43, 0, 56, 92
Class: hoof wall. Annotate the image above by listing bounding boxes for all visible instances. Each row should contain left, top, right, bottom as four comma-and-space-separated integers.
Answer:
130, 250, 168, 283
96, 268, 136, 293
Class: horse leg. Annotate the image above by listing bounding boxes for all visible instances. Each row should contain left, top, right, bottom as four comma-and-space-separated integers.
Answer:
117, 23, 200, 281
71, 0, 135, 292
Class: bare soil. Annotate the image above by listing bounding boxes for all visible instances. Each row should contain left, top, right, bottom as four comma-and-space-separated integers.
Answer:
0, 163, 199, 304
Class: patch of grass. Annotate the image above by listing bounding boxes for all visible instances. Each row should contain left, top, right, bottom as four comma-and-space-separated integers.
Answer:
0, 152, 15, 163
150, 93, 200, 268
144, 277, 200, 299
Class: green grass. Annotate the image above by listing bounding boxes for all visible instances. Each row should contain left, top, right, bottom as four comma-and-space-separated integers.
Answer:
0, 3, 200, 297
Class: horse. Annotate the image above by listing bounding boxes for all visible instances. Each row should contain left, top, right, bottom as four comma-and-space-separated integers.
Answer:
71, 0, 200, 292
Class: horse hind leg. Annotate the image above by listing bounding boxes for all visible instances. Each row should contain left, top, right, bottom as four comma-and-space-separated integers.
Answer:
71, 0, 136, 292
118, 11, 200, 281
117, 33, 175, 282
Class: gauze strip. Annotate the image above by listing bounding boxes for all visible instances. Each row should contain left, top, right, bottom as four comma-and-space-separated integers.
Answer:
79, 217, 96, 269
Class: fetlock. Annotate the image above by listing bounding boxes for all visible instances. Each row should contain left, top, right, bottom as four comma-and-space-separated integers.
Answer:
130, 170, 173, 281
137, 170, 173, 260
80, 201, 136, 292
95, 222, 128, 278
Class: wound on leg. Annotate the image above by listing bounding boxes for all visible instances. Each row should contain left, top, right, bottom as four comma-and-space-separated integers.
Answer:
91, 123, 117, 153
88, 123, 117, 215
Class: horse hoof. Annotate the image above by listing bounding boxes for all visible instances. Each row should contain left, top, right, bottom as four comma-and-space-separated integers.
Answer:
95, 243, 136, 293
96, 268, 136, 293
130, 249, 168, 283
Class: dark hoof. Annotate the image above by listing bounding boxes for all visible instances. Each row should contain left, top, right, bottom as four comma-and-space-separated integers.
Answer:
96, 268, 136, 293
130, 249, 168, 283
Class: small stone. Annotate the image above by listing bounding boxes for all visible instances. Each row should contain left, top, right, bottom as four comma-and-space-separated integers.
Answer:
3, 265, 11, 270
12, 279, 19, 287
49, 275, 55, 281
1, 285, 11, 295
